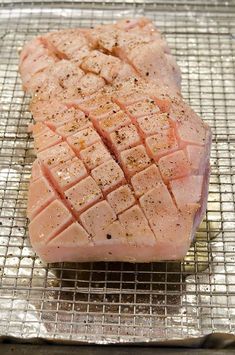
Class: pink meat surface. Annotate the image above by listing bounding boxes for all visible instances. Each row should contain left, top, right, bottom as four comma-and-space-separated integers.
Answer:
19, 17, 211, 263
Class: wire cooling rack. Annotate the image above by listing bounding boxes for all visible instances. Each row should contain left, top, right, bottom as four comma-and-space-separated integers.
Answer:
0, 0, 235, 343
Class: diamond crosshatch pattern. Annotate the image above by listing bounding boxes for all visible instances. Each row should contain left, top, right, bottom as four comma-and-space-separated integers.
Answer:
0, 0, 235, 343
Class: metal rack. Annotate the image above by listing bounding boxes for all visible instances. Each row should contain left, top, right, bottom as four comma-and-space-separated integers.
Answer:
0, 0, 234, 343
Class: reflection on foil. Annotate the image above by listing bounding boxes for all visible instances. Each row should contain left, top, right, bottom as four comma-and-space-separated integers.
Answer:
0, 299, 47, 337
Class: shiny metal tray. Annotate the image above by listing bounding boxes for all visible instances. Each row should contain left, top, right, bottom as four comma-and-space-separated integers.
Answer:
0, 0, 235, 343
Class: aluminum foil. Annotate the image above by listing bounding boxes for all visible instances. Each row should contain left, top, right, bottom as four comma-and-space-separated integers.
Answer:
0, 1, 234, 343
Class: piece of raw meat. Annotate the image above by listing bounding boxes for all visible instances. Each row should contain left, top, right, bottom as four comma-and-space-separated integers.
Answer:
19, 17, 211, 263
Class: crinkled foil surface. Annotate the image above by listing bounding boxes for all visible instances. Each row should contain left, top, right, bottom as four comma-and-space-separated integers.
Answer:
0, 0, 234, 343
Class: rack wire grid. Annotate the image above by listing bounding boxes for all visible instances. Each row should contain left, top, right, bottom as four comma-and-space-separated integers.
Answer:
0, 0, 235, 343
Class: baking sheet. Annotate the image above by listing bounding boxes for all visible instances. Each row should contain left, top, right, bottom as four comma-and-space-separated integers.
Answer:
0, 0, 235, 343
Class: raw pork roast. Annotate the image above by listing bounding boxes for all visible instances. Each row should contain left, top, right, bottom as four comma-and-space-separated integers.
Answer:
19, 18, 211, 263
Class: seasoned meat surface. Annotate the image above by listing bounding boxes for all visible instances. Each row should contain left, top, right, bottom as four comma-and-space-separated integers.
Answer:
19, 17, 211, 262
